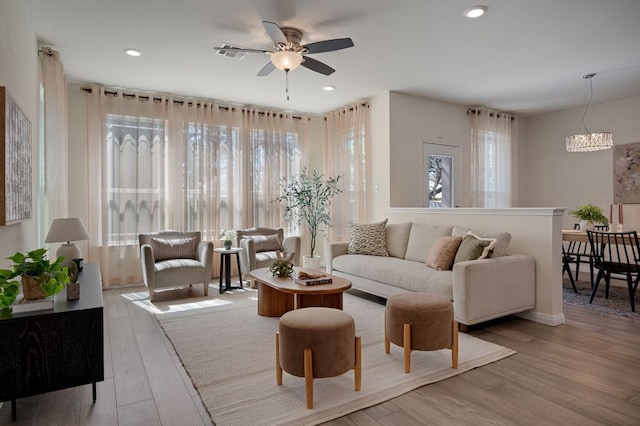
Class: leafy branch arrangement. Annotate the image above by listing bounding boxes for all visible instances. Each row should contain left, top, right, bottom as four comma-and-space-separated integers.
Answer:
0, 248, 70, 308
273, 168, 342, 258
568, 204, 609, 225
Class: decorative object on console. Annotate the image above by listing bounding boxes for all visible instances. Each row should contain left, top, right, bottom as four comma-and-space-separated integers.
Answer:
45, 217, 90, 268
0, 248, 70, 308
67, 261, 80, 300
566, 73, 613, 152
274, 168, 341, 268
568, 204, 609, 230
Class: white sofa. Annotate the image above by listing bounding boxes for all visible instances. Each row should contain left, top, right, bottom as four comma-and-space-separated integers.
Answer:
326, 222, 536, 327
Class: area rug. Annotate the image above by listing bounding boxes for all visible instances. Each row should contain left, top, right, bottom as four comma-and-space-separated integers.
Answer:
156, 291, 514, 426
563, 277, 640, 319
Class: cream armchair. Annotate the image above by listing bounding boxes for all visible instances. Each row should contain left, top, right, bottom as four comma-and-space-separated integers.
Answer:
139, 230, 213, 302
236, 227, 301, 278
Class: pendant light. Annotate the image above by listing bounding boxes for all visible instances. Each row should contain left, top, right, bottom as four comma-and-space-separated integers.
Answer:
566, 73, 613, 152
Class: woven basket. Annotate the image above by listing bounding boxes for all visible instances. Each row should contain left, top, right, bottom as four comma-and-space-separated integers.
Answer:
22, 276, 46, 300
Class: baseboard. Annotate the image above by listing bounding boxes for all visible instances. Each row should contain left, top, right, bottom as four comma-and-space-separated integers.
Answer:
517, 310, 565, 326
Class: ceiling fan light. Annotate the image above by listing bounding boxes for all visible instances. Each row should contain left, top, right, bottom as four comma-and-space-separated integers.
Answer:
566, 132, 613, 152
270, 51, 303, 71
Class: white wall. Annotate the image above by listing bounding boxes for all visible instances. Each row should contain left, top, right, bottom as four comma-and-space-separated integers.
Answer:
523, 95, 640, 230
0, 2, 39, 268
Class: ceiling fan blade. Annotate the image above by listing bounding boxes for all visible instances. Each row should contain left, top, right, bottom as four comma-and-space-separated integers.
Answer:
214, 47, 268, 54
262, 21, 288, 46
302, 38, 354, 54
257, 61, 276, 76
300, 56, 335, 75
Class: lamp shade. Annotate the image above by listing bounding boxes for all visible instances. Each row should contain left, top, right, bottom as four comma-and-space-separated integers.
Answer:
270, 51, 303, 71
565, 132, 613, 152
45, 217, 90, 243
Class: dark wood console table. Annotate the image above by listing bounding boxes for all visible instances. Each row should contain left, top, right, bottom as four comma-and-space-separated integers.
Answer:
0, 263, 104, 420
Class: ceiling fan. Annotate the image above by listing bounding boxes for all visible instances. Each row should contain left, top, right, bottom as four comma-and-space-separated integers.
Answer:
215, 21, 354, 76
214, 21, 354, 100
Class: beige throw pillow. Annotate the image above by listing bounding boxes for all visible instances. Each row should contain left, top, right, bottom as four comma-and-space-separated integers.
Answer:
425, 236, 463, 270
453, 232, 497, 264
348, 219, 389, 256
151, 237, 197, 261
246, 234, 282, 252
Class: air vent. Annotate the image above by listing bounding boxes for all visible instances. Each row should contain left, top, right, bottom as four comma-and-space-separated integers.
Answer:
216, 43, 247, 59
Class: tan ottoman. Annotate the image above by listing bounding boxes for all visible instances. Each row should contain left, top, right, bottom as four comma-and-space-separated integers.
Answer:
276, 307, 361, 409
384, 293, 458, 373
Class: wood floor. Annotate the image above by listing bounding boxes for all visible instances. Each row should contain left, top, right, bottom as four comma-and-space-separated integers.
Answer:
1, 283, 639, 426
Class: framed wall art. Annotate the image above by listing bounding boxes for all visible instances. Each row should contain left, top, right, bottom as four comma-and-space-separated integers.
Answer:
0, 86, 32, 226
613, 142, 640, 204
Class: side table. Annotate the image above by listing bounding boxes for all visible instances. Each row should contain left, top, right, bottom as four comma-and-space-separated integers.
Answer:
214, 247, 244, 293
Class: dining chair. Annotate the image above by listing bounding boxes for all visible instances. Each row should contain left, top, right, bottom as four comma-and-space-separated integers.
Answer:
586, 230, 640, 312
563, 223, 608, 288
562, 244, 577, 292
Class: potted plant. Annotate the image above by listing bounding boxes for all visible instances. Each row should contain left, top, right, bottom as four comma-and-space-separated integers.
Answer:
220, 230, 237, 250
273, 168, 341, 269
568, 204, 609, 230
0, 248, 70, 308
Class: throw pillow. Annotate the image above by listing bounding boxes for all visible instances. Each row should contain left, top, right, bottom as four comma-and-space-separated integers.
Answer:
151, 237, 197, 261
246, 234, 282, 253
348, 219, 389, 256
425, 236, 463, 270
453, 232, 497, 264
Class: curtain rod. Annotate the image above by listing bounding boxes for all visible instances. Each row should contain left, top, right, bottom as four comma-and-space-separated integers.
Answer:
80, 87, 310, 121
322, 102, 370, 120
467, 108, 515, 121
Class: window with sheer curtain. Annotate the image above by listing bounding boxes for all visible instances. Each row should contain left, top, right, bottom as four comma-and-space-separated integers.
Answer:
468, 109, 514, 208
86, 88, 307, 286
323, 103, 369, 241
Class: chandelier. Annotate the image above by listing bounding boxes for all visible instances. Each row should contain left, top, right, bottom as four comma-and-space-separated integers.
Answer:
566, 73, 613, 152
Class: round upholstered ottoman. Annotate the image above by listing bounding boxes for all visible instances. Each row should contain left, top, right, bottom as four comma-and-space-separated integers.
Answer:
276, 307, 361, 409
384, 293, 458, 373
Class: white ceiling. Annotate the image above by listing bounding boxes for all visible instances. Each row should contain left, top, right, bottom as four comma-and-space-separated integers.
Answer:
23, 0, 640, 116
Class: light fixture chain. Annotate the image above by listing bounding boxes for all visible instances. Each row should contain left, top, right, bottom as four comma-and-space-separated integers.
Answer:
581, 76, 594, 133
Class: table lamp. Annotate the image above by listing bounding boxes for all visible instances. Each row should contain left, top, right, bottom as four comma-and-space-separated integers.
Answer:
45, 217, 90, 268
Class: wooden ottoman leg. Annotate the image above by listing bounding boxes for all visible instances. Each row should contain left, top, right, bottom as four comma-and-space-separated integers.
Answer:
384, 312, 390, 354
355, 336, 362, 391
304, 348, 314, 409
452, 320, 459, 369
403, 323, 411, 373
275, 332, 283, 385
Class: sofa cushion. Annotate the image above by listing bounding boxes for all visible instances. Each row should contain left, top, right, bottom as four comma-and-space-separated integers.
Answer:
453, 233, 497, 264
452, 227, 511, 257
348, 219, 389, 256
332, 254, 453, 299
151, 237, 197, 261
404, 224, 453, 262
425, 236, 462, 271
244, 234, 282, 253
385, 222, 412, 258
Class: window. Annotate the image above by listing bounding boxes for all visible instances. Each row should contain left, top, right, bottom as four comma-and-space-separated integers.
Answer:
105, 114, 166, 245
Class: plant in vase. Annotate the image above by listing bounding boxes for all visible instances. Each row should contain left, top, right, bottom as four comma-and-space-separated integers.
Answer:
220, 230, 237, 250
0, 248, 70, 308
273, 168, 341, 269
568, 204, 609, 230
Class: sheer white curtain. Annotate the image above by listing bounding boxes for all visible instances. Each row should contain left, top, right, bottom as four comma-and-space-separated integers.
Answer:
323, 102, 369, 241
468, 109, 514, 208
84, 87, 308, 286
39, 47, 68, 242
244, 109, 308, 232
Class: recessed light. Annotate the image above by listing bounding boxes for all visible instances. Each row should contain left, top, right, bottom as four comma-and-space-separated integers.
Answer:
323, 85, 335, 91
125, 48, 143, 57
463, 6, 487, 18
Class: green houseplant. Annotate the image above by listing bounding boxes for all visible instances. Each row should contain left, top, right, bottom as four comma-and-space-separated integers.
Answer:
273, 168, 341, 267
568, 204, 609, 229
0, 248, 70, 308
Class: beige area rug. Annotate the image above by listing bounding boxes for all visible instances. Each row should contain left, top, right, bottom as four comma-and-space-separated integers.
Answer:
155, 290, 515, 426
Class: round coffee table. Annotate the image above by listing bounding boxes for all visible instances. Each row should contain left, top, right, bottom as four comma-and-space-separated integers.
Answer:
249, 267, 352, 317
